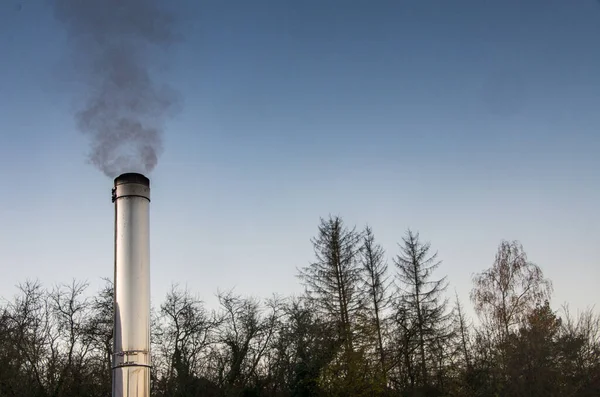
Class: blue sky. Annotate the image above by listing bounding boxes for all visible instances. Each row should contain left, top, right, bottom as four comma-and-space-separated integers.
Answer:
0, 0, 599, 314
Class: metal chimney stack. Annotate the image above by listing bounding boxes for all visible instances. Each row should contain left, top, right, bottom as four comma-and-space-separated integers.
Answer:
111, 173, 151, 397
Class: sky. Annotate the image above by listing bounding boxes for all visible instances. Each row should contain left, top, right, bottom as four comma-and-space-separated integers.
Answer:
0, 0, 599, 316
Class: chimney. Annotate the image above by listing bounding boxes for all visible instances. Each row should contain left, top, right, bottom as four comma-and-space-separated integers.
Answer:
112, 173, 151, 397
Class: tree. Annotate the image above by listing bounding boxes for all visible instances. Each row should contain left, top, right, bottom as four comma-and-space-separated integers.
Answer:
359, 226, 390, 382
394, 229, 450, 392
445, 291, 477, 396
281, 297, 339, 397
453, 292, 472, 372
47, 280, 95, 396
86, 279, 114, 396
388, 302, 419, 392
153, 284, 219, 397
297, 216, 363, 354
298, 216, 382, 395
1, 280, 109, 397
0, 303, 25, 397
215, 290, 283, 396
470, 240, 553, 341
469, 241, 557, 396
6, 280, 52, 396
2, 218, 600, 397
502, 301, 563, 396
558, 305, 600, 396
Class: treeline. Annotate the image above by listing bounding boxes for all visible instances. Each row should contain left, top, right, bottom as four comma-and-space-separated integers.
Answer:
1, 215, 599, 397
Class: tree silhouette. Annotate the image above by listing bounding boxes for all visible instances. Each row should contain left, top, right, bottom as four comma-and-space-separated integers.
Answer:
0, 221, 598, 397
393, 229, 451, 392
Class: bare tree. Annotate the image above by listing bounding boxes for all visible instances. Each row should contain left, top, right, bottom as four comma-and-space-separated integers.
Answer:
153, 284, 219, 396
559, 305, 600, 395
276, 297, 340, 397
470, 240, 553, 341
1, 280, 113, 397
6, 280, 52, 396
215, 290, 283, 396
47, 279, 94, 396
86, 279, 113, 395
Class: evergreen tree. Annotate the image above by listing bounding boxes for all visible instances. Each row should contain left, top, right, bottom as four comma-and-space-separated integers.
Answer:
298, 216, 363, 353
298, 216, 372, 395
359, 226, 390, 379
394, 229, 450, 392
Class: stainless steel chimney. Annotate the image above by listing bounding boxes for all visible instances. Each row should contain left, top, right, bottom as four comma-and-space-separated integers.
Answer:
112, 173, 151, 397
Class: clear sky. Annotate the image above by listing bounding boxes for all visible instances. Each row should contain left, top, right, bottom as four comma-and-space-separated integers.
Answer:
1, 0, 599, 314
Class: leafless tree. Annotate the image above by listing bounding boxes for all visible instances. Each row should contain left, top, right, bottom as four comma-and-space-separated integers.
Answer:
47, 279, 94, 396
6, 280, 52, 396
215, 290, 284, 395
559, 304, 600, 394
470, 240, 553, 341
86, 279, 113, 395
152, 284, 220, 396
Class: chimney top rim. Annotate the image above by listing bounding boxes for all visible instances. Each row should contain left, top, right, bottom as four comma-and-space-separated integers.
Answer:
114, 172, 150, 187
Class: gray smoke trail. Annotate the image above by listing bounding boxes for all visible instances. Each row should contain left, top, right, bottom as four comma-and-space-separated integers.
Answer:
53, 0, 180, 177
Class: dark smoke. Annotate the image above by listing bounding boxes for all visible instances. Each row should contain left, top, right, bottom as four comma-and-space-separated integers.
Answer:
53, 0, 180, 177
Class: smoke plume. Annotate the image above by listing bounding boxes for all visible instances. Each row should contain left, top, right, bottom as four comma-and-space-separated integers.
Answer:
53, 0, 179, 177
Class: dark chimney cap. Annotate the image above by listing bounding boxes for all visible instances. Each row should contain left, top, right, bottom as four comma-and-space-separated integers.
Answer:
114, 173, 150, 187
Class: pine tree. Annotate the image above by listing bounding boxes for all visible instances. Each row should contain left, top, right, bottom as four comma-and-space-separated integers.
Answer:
297, 216, 371, 395
359, 226, 390, 377
394, 229, 450, 390
298, 216, 363, 352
